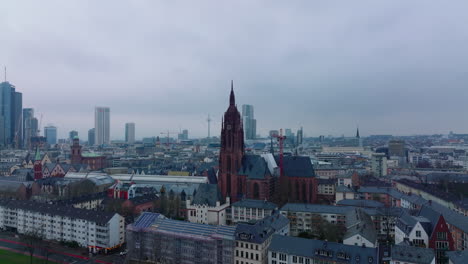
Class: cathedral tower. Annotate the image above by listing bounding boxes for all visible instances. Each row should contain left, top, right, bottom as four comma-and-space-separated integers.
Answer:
218, 81, 244, 201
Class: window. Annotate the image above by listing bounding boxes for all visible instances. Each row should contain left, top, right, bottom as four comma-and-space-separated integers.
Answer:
416, 230, 421, 237
272, 252, 277, 258
437, 232, 447, 240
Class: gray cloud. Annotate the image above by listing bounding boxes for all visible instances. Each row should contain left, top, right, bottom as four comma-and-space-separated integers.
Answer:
1, 0, 468, 139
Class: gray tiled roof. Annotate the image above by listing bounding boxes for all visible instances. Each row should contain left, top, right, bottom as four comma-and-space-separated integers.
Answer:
0, 199, 118, 224
447, 250, 468, 264
337, 199, 384, 208
191, 183, 223, 206
269, 235, 378, 264
276, 156, 316, 178
281, 203, 353, 215
238, 154, 270, 180
235, 213, 289, 244
344, 208, 377, 244
232, 199, 277, 210
391, 245, 435, 264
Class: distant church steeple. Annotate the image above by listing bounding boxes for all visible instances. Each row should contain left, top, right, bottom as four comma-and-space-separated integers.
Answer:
356, 126, 360, 138
229, 80, 235, 106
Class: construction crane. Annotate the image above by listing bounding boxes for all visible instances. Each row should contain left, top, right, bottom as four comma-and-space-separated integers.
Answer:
273, 129, 286, 177
160, 131, 178, 148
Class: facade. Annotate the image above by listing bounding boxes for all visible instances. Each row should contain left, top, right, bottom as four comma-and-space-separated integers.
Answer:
22, 108, 36, 149
186, 183, 230, 225
268, 235, 378, 264
44, 126, 57, 145
280, 203, 349, 236
0, 199, 125, 253
0, 81, 22, 147
218, 82, 245, 202
126, 212, 236, 264
218, 84, 317, 204
69, 130, 78, 141
395, 212, 431, 247
235, 213, 289, 264
178, 129, 188, 141
70, 137, 106, 170
371, 152, 387, 177
88, 128, 95, 146
94, 107, 110, 145
230, 199, 278, 223
125, 122, 135, 144
242, 104, 256, 140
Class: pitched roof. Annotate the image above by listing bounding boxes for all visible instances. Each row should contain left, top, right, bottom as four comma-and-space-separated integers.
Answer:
337, 199, 384, 208
0, 199, 117, 224
281, 203, 353, 215
447, 250, 468, 264
344, 208, 377, 244
276, 155, 316, 178
191, 183, 223, 206
238, 154, 270, 180
235, 212, 289, 244
391, 245, 435, 264
269, 235, 378, 264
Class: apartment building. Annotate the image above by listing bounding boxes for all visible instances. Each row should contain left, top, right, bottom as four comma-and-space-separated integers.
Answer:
0, 199, 125, 253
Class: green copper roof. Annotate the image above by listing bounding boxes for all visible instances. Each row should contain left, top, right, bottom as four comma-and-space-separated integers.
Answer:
81, 152, 102, 158
34, 148, 41, 161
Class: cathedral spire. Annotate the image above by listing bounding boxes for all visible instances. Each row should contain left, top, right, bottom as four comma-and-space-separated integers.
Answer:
356, 126, 360, 138
229, 80, 235, 106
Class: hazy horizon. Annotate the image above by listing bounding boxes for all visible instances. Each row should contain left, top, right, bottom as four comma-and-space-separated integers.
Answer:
2, 1, 468, 139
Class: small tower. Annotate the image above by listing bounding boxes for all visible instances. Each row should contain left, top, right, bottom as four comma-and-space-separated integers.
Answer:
33, 148, 43, 180
356, 126, 363, 148
70, 136, 82, 164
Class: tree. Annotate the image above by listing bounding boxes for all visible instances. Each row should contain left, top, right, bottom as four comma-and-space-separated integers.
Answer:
20, 231, 43, 264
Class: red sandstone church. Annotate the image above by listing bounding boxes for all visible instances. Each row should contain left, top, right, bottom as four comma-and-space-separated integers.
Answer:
217, 82, 317, 204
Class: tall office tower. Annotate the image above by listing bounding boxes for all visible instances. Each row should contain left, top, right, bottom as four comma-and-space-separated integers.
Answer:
178, 129, 189, 141
44, 126, 57, 145
0, 80, 22, 147
95, 107, 110, 145
23, 108, 34, 148
241, 104, 256, 140
296, 127, 303, 145
69, 130, 78, 141
125, 123, 135, 144
88, 128, 95, 146
388, 139, 405, 157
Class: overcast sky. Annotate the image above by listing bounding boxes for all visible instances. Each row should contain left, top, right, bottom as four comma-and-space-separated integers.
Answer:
1, 1, 468, 140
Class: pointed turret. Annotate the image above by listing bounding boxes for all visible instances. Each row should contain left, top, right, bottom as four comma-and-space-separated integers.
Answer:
34, 147, 41, 162
229, 80, 235, 106
356, 127, 360, 138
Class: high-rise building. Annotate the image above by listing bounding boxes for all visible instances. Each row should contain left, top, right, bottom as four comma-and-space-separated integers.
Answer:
88, 128, 95, 146
69, 130, 78, 141
242, 104, 256, 140
371, 152, 387, 177
23, 108, 34, 149
44, 126, 57, 145
0, 81, 22, 147
178, 129, 188, 141
94, 107, 110, 146
296, 127, 303, 145
125, 123, 135, 144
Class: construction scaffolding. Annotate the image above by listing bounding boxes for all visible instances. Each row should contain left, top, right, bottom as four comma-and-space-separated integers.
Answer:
126, 213, 236, 264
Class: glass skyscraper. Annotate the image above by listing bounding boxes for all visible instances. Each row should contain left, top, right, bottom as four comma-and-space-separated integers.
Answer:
95, 107, 110, 145
242, 104, 256, 140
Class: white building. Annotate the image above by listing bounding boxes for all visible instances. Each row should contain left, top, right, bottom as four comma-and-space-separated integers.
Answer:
0, 199, 125, 253
343, 208, 377, 248
371, 152, 387, 177
395, 213, 431, 248
95, 106, 110, 145
186, 184, 230, 225
235, 213, 289, 264
230, 199, 278, 224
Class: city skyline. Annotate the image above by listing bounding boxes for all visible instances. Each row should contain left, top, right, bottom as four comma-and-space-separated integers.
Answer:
2, 1, 468, 139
